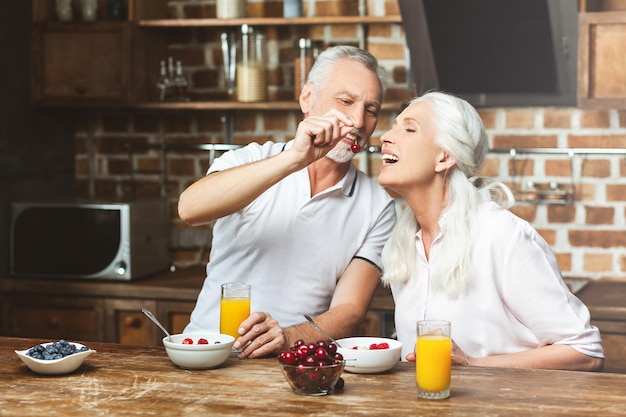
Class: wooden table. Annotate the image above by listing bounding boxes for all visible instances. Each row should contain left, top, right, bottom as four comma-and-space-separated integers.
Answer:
1, 336, 625, 416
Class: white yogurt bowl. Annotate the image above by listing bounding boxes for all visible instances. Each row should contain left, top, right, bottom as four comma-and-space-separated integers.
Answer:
162, 334, 235, 370
336, 337, 402, 374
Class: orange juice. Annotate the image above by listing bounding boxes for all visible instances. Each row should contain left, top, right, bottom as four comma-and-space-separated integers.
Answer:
416, 334, 451, 392
220, 297, 251, 338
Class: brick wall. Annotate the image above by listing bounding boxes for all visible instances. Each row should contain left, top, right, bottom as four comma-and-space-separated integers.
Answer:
74, 0, 626, 282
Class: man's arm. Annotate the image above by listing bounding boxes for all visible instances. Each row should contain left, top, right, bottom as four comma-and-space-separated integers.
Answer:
178, 109, 356, 226
234, 258, 381, 358
178, 151, 302, 225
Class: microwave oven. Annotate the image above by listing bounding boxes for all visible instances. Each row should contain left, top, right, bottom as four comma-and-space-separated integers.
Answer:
10, 199, 171, 280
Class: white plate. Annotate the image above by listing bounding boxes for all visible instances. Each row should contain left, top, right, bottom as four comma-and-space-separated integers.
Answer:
15, 342, 96, 375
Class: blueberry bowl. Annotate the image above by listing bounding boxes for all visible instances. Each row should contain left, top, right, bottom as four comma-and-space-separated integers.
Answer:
15, 340, 96, 375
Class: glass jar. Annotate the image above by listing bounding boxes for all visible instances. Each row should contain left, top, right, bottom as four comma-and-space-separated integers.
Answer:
294, 38, 323, 100
217, 0, 247, 19
236, 25, 267, 102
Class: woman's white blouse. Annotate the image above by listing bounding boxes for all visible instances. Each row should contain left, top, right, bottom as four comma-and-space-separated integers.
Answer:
391, 201, 604, 360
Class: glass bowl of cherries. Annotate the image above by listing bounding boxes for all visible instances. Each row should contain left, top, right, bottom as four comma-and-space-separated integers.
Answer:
278, 339, 345, 396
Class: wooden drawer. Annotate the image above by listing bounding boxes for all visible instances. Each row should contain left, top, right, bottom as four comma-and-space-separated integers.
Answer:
2, 294, 104, 342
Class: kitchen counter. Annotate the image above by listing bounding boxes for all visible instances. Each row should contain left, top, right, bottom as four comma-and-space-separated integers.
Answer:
2, 336, 625, 416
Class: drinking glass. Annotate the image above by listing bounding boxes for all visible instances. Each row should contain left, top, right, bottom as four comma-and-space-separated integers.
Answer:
220, 282, 251, 338
416, 320, 451, 400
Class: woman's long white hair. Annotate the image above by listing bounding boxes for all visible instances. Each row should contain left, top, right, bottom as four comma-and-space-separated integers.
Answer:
381, 92, 513, 299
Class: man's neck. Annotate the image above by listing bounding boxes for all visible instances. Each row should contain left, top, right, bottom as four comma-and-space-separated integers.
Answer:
307, 158, 352, 197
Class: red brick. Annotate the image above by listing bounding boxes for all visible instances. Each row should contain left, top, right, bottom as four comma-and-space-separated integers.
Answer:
545, 159, 572, 177
543, 109, 572, 128
547, 205, 576, 223
580, 109, 611, 128
581, 159, 611, 177
585, 206, 615, 225
606, 184, 626, 202
508, 158, 534, 176
504, 109, 534, 128
569, 230, 626, 248
568, 135, 626, 148
168, 157, 196, 176
108, 158, 132, 175
583, 253, 613, 272
493, 135, 558, 149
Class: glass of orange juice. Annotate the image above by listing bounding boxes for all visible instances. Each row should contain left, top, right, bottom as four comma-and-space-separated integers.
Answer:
416, 320, 451, 400
220, 282, 251, 339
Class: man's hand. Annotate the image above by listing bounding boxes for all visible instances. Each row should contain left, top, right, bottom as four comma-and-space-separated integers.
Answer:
290, 109, 355, 166
234, 312, 287, 359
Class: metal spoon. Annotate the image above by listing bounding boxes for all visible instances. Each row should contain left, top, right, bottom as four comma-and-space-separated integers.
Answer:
141, 307, 174, 343
303, 314, 342, 348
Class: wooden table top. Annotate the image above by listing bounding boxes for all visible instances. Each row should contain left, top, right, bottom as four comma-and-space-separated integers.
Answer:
2, 336, 625, 416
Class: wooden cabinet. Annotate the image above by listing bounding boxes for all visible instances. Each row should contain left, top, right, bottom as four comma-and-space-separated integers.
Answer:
0, 267, 205, 346
577, 281, 626, 373
0, 266, 395, 346
31, 22, 132, 106
31, 0, 403, 110
578, 11, 626, 108
4, 293, 105, 341
578, 1, 626, 108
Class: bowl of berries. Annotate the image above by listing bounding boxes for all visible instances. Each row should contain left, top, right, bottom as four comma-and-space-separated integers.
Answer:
335, 337, 402, 374
15, 339, 95, 375
162, 333, 235, 370
277, 339, 345, 396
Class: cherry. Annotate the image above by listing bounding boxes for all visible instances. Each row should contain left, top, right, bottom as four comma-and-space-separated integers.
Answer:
327, 343, 337, 355
197, 338, 209, 344
315, 347, 328, 359
351, 143, 361, 153
278, 351, 298, 365
182, 338, 193, 344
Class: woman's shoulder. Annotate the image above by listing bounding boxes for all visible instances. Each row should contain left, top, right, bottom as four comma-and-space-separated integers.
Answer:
476, 201, 538, 241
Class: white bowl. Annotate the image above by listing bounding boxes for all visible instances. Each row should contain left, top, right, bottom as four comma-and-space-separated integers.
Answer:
162, 333, 235, 370
15, 341, 96, 375
336, 337, 402, 374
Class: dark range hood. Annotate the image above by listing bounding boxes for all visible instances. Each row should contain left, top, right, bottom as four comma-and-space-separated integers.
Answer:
398, 0, 579, 107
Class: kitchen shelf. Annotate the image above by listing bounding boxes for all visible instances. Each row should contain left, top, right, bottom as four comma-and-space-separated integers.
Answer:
134, 100, 406, 111
489, 147, 626, 206
136, 16, 403, 28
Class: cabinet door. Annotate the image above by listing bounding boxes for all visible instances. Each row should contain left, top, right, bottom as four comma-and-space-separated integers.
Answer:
105, 299, 158, 345
578, 12, 626, 108
157, 301, 196, 335
1, 294, 105, 342
31, 22, 132, 106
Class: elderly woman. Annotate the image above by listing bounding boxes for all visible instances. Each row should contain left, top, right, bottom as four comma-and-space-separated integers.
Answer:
378, 91, 604, 371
